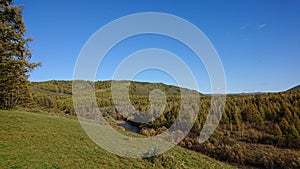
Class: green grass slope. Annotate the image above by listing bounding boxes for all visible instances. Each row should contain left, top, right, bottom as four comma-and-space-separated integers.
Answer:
0, 110, 234, 169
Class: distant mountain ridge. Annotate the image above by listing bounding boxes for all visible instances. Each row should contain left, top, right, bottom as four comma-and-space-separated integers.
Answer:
288, 85, 300, 91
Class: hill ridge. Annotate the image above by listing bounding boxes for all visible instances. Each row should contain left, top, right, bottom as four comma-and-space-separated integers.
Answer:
288, 84, 300, 91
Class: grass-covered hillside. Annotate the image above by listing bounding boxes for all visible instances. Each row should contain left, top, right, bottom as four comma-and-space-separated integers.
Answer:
0, 110, 234, 169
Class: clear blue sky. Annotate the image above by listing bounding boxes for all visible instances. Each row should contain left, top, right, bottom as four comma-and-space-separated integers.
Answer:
15, 0, 300, 93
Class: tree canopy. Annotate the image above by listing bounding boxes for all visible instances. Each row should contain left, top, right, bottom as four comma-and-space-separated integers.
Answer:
0, 0, 40, 109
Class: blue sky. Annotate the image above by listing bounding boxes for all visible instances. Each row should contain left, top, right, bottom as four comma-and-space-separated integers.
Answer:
15, 0, 300, 93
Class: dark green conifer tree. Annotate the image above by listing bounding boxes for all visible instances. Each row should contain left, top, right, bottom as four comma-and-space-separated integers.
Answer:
0, 0, 40, 109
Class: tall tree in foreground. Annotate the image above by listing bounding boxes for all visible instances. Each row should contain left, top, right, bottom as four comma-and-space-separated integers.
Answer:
0, 0, 40, 109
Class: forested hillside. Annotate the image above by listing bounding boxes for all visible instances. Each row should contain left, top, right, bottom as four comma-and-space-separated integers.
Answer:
29, 80, 300, 168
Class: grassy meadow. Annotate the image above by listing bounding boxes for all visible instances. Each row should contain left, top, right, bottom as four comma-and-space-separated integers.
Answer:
0, 109, 234, 169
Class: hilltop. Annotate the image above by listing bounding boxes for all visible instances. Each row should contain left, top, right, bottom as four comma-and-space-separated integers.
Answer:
288, 85, 300, 91
29, 80, 201, 115
31, 80, 200, 97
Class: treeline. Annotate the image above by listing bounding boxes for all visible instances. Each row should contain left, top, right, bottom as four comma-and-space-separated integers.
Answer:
30, 80, 300, 142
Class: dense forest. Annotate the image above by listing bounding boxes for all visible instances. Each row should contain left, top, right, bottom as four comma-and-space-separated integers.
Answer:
29, 80, 300, 168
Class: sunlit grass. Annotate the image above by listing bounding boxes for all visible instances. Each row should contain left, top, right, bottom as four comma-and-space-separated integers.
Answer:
0, 110, 235, 169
